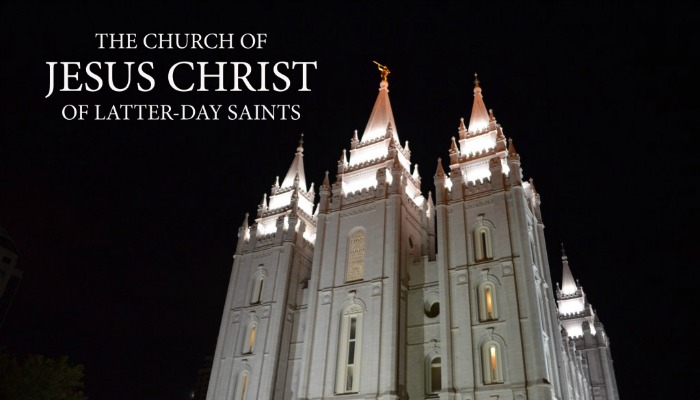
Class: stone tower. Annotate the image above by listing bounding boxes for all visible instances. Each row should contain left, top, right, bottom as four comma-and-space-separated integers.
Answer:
557, 248, 619, 400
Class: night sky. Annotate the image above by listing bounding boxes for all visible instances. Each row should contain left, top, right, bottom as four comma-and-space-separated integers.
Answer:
0, 2, 696, 399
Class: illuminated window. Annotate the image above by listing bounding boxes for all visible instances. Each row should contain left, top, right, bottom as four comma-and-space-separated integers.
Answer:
482, 341, 504, 384
346, 229, 366, 282
478, 282, 498, 321
234, 370, 249, 400
428, 356, 441, 394
243, 323, 257, 354
251, 276, 264, 304
474, 227, 493, 261
336, 304, 363, 393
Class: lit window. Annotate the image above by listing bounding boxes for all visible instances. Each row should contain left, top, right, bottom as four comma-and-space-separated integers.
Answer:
346, 230, 366, 282
482, 341, 504, 384
429, 357, 441, 394
478, 282, 498, 321
474, 227, 493, 261
336, 304, 363, 393
251, 276, 264, 304
234, 371, 249, 400
243, 323, 257, 354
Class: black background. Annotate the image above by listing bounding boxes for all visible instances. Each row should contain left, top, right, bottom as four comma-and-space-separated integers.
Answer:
1, 2, 697, 399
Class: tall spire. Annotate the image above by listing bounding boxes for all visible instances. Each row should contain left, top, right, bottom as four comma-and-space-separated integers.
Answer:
361, 63, 398, 143
468, 73, 490, 133
560, 243, 577, 295
280, 133, 307, 189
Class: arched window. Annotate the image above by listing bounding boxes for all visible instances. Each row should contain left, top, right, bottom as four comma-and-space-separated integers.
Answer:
234, 370, 249, 400
346, 229, 366, 282
474, 226, 493, 261
426, 356, 441, 394
243, 323, 257, 354
251, 275, 264, 304
336, 304, 363, 393
482, 341, 504, 384
478, 282, 498, 321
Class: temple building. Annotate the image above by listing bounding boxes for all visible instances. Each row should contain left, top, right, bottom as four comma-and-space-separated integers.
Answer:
205, 69, 619, 400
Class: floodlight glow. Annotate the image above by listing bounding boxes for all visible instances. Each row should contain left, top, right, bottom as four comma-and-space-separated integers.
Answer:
463, 161, 491, 184
558, 297, 585, 315
349, 140, 388, 166
268, 191, 293, 210
459, 132, 496, 158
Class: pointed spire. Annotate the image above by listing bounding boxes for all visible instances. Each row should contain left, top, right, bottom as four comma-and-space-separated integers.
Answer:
458, 117, 467, 131
560, 243, 577, 295
280, 134, 307, 190
392, 147, 401, 169
257, 193, 268, 217
435, 157, 446, 178
508, 138, 520, 160
361, 66, 398, 142
340, 149, 347, 165
449, 136, 458, 154
468, 73, 490, 133
241, 212, 249, 230
529, 178, 537, 194
322, 170, 330, 189
412, 164, 420, 179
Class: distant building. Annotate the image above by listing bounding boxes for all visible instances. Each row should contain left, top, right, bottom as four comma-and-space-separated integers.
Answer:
0, 227, 21, 329
206, 72, 619, 400
192, 355, 213, 400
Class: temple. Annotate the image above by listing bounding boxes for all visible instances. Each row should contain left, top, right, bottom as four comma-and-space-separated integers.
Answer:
205, 70, 619, 400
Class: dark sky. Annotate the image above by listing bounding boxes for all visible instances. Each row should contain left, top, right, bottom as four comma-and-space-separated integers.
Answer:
0, 2, 696, 399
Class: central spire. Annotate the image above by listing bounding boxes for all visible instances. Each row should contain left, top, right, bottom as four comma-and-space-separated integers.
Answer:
360, 62, 398, 143
468, 73, 490, 133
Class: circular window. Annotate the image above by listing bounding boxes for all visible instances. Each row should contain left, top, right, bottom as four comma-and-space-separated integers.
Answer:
424, 299, 440, 318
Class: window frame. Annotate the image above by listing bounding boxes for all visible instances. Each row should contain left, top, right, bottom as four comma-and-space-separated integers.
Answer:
478, 281, 499, 322
474, 226, 493, 261
426, 355, 442, 395
482, 340, 504, 384
233, 370, 249, 400
242, 322, 257, 355
336, 304, 364, 394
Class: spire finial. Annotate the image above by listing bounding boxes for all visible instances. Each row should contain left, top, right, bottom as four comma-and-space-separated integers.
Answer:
473, 72, 482, 95
561, 243, 567, 260
296, 133, 304, 154
373, 61, 390, 82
